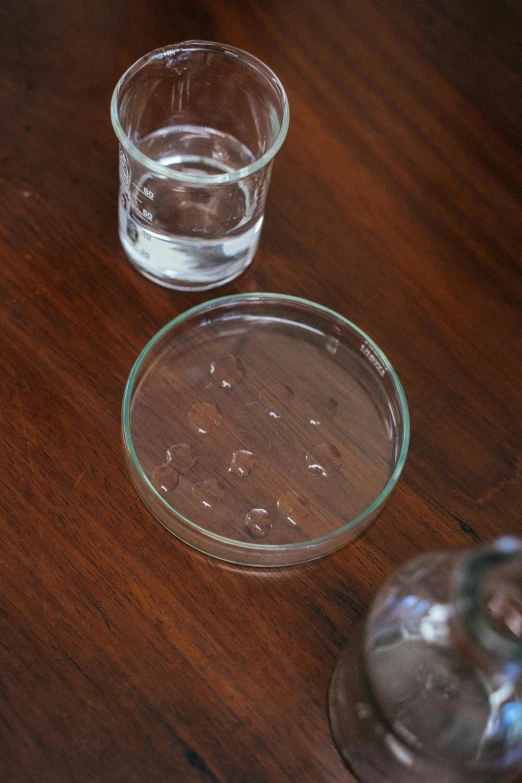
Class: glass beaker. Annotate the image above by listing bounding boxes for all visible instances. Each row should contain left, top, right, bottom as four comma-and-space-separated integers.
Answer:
329, 537, 522, 783
111, 41, 289, 291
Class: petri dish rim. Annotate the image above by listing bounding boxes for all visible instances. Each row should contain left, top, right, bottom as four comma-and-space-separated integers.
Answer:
111, 40, 290, 186
122, 293, 410, 558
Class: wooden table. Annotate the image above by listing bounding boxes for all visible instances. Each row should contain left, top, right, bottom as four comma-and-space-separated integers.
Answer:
1, 0, 521, 780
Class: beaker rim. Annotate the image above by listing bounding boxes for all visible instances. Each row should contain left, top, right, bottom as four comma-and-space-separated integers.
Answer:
111, 41, 290, 185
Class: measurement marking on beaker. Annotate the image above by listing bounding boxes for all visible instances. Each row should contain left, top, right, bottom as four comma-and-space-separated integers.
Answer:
134, 185, 156, 200
142, 208, 153, 221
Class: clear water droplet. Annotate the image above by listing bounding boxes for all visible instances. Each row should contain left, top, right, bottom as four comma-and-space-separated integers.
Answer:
209, 354, 245, 389
326, 336, 339, 355
229, 450, 257, 477
245, 508, 271, 538
192, 478, 224, 508
152, 463, 179, 494
307, 395, 338, 426
277, 491, 310, 526
326, 326, 341, 355
271, 383, 295, 404
306, 442, 341, 476
167, 443, 197, 473
188, 402, 222, 434
260, 383, 293, 408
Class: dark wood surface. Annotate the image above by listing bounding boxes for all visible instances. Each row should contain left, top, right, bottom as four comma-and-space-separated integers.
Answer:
1, 0, 521, 780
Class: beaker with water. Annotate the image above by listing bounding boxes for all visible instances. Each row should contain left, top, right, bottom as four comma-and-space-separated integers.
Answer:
111, 41, 289, 291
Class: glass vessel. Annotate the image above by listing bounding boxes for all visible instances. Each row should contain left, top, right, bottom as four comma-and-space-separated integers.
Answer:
329, 537, 522, 782
122, 294, 409, 566
111, 42, 289, 290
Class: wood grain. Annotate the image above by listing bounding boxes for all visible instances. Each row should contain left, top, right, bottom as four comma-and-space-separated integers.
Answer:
0, 0, 521, 780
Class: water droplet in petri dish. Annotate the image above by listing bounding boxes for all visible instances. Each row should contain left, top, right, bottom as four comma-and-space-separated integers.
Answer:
245, 508, 272, 538
326, 326, 341, 355
229, 450, 257, 477
209, 354, 245, 389
188, 402, 222, 434
166, 443, 197, 474
259, 383, 294, 412
271, 383, 295, 405
152, 463, 179, 494
277, 491, 310, 526
192, 479, 224, 508
326, 336, 339, 355
307, 395, 338, 426
305, 442, 341, 476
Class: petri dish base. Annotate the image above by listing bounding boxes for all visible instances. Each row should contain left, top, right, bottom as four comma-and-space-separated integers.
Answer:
123, 294, 409, 567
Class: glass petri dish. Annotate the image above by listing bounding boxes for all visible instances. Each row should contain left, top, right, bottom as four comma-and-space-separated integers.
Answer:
122, 294, 409, 567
